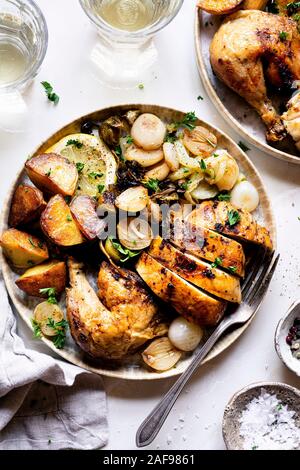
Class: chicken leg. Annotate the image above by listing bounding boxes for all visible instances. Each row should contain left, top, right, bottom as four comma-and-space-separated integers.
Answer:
210, 10, 300, 141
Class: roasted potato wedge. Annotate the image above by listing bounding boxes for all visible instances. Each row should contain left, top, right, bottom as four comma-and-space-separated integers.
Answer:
197, 0, 243, 14
242, 0, 268, 9
41, 195, 85, 246
9, 185, 46, 227
70, 195, 106, 240
0, 229, 48, 268
16, 260, 66, 297
25, 153, 78, 197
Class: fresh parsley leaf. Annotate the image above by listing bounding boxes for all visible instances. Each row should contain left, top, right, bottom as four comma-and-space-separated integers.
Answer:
238, 141, 250, 152
88, 172, 103, 179
64, 195, 72, 204
200, 159, 207, 171
39, 287, 58, 305
126, 136, 134, 144
66, 139, 83, 149
287, 1, 300, 15
180, 112, 197, 131
45, 169, 51, 177
251, 445, 258, 450
267, 0, 279, 13
41, 81, 60, 105
279, 31, 288, 41
115, 145, 125, 161
277, 404, 283, 411
76, 162, 84, 173
213, 153, 219, 158
97, 184, 105, 194
227, 210, 241, 227
138, 83, 144, 90
211, 257, 223, 268
197, 95, 204, 101
109, 238, 141, 263
218, 192, 231, 201
179, 180, 191, 191
31, 318, 42, 338
47, 318, 68, 349
228, 265, 237, 274
165, 133, 177, 143
66, 215, 72, 222
143, 178, 160, 193
298, 216, 300, 221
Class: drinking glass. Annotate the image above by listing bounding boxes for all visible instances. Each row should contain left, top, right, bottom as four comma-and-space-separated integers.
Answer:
79, 0, 184, 88
0, 0, 48, 131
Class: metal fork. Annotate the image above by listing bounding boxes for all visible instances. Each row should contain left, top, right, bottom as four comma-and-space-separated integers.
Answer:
136, 250, 280, 447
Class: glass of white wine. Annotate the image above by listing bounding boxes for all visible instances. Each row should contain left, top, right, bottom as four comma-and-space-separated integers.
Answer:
79, 0, 184, 88
0, 0, 48, 131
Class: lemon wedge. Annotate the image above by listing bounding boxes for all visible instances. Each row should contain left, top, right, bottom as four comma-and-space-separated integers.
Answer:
46, 133, 117, 198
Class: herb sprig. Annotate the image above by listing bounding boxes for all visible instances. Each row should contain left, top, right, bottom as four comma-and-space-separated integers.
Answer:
109, 238, 141, 263
227, 210, 241, 227
66, 139, 83, 149
41, 81, 60, 105
143, 178, 160, 193
39, 287, 58, 305
47, 318, 69, 349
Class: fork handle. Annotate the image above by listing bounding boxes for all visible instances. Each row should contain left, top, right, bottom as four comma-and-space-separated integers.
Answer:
136, 319, 231, 447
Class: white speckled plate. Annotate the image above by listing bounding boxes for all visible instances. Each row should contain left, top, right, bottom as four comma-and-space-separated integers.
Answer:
195, 9, 300, 165
0, 104, 276, 380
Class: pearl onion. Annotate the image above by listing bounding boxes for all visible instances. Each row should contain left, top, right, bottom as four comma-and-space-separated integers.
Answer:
168, 317, 203, 352
230, 181, 259, 212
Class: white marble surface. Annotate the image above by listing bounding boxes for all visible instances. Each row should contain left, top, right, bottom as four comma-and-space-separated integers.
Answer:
0, 0, 300, 451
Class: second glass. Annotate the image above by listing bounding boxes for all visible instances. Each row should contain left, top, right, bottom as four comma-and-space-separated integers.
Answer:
80, 0, 184, 88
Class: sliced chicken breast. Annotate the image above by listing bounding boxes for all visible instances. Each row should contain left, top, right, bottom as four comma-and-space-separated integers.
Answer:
149, 237, 241, 303
187, 201, 273, 250
136, 253, 227, 327
170, 217, 245, 277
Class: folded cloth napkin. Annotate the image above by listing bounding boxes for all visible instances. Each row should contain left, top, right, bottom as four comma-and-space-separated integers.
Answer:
0, 274, 108, 450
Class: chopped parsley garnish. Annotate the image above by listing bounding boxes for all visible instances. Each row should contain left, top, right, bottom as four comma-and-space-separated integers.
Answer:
143, 178, 160, 193
39, 287, 58, 305
179, 180, 191, 191
180, 112, 198, 131
28, 237, 36, 248
64, 195, 72, 204
228, 266, 237, 274
47, 318, 68, 349
197, 95, 204, 101
213, 153, 219, 158
267, 0, 279, 13
238, 141, 250, 152
97, 184, 105, 194
66, 139, 83, 149
66, 215, 72, 222
126, 136, 134, 144
115, 145, 125, 161
200, 159, 207, 171
211, 257, 223, 268
109, 238, 141, 263
88, 172, 103, 179
227, 210, 241, 227
276, 404, 283, 411
251, 445, 258, 451
287, 1, 300, 15
218, 192, 231, 201
138, 83, 144, 90
279, 31, 288, 41
165, 134, 177, 143
76, 162, 84, 173
45, 169, 51, 177
41, 81, 60, 105
31, 318, 42, 338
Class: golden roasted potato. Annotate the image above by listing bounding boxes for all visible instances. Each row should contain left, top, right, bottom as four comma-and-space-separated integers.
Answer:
242, 0, 268, 9
0, 229, 49, 268
70, 195, 106, 240
16, 260, 66, 297
40, 195, 85, 246
25, 153, 78, 197
197, 0, 243, 14
9, 185, 46, 227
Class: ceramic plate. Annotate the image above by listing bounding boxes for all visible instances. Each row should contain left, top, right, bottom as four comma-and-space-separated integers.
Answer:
0, 104, 276, 380
194, 9, 300, 165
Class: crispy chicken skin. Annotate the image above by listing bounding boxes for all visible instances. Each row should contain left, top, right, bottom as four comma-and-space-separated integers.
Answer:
210, 11, 300, 141
187, 201, 273, 250
66, 259, 167, 360
170, 217, 245, 277
149, 237, 241, 303
136, 253, 227, 327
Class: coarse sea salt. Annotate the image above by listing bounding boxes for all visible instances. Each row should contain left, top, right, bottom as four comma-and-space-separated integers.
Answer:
239, 389, 300, 450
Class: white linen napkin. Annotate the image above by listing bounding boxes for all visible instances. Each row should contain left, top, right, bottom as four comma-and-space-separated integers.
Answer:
0, 274, 108, 450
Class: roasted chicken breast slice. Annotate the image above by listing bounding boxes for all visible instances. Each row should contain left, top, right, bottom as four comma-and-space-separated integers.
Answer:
187, 201, 273, 250
136, 253, 227, 327
170, 218, 245, 277
149, 237, 241, 303
66, 259, 166, 360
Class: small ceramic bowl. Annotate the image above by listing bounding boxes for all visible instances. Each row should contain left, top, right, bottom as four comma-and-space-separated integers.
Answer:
275, 300, 300, 377
222, 382, 300, 450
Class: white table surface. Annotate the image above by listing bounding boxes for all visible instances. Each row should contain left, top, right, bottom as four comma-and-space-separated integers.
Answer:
1, 0, 300, 451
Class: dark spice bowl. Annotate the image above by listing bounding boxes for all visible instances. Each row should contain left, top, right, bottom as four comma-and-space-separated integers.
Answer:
275, 300, 300, 377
